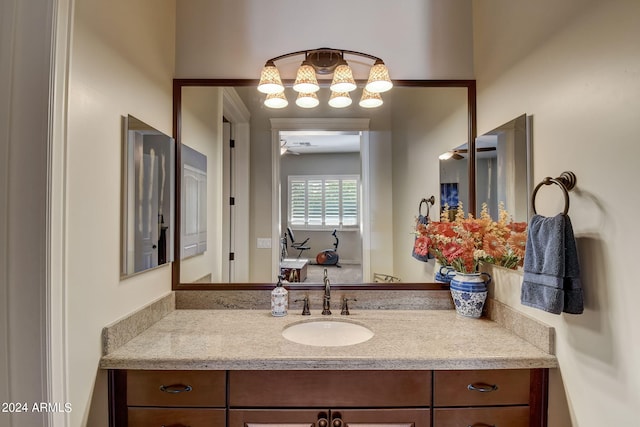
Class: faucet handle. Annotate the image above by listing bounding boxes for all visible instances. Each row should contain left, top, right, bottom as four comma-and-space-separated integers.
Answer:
340, 298, 357, 315
294, 297, 310, 315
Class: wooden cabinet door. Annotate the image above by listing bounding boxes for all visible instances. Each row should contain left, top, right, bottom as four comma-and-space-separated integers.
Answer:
128, 407, 225, 426
335, 408, 431, 427
229, 409, 431, 427
228, 409, 327, 426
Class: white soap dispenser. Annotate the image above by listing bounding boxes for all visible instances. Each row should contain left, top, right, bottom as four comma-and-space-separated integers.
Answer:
271, 275, 288, 317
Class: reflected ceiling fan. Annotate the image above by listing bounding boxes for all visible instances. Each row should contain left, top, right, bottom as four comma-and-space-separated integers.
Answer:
280, 139, 321, 155
440, 147, 496, 160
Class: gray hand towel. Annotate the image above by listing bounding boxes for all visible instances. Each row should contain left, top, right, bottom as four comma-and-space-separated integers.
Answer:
521, 214, 584, 314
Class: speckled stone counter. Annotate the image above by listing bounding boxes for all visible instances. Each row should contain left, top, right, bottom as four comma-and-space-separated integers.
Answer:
100, 309, 557, 371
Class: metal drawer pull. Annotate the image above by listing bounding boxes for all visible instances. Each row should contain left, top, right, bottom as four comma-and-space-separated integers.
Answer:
159, 384, 193, 393
468, 424, 495, 427
161, 424, 191, 427
467, 382, 498, 392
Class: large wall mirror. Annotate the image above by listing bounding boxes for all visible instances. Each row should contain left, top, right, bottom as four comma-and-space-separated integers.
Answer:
172, 80, 477, 289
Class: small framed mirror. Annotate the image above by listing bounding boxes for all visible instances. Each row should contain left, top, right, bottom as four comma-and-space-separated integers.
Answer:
121, 115, 175, 277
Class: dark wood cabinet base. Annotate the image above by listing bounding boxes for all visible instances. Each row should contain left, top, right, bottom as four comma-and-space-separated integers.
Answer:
109, 368, 549, 427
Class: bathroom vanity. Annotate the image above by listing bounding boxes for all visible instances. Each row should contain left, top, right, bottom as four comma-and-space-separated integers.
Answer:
110, 368, 546, 426
101, 308, 556, 427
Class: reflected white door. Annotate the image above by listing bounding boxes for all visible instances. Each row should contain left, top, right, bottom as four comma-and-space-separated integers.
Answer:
135, 151, 159, 271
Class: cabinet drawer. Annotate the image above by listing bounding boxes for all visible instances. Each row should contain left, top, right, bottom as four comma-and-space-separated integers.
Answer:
128, 407, 225, 426
434, 406, 529, 427
126, 370, 226, 407
434, 369, 530, 406
229, 371, 432, 407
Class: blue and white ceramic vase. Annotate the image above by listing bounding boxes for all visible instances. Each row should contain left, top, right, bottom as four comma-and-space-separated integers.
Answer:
434, 261, 456, 284
449, 272, 491, 318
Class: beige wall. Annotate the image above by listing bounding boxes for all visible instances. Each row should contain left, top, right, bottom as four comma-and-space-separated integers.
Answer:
180, 87, 224, 283
176, 0, 473, 80
66, 0, 175, 425
390, 87, 468, 282
473, 0, 640, 425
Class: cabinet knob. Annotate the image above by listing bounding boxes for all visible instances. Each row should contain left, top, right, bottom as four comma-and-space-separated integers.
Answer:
332, 418, 343, 427
317, 411, 330, 427
467, 382, 498, 393
159, 384, 193, 394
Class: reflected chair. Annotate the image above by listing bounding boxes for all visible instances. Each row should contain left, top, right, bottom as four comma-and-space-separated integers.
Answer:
287, 227, 310, 259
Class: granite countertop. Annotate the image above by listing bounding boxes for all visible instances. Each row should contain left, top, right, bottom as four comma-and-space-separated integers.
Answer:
99, 309, 557, 371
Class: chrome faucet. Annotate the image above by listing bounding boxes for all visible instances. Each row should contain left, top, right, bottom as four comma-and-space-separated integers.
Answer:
322, 268, 331, 315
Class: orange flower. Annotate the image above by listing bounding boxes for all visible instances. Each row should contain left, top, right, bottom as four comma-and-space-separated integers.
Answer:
442, 241, 464, 261
462, 220, 481, 234
507, 222, 527, 233
433, 222, 456, 238
508, 232, 527, 259
413, 235, 431, 256
483, 233, 506, 259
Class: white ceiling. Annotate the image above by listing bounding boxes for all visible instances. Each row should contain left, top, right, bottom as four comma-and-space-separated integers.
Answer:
280, 131, 361, 154
175, 0, 474, 80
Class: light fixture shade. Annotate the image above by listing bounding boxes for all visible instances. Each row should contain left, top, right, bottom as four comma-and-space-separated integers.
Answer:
359, 89, 383, 108
257, 62, 284, 94
328, 91, 352, 108
264, 91, 288, 109
293, 64, 320, 93
295, 92, 319, 108
439, 151, 454, 160
330, 64, 357, 92
365, 60, 393, 93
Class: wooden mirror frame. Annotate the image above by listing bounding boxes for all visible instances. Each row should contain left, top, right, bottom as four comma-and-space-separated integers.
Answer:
172, 79, 476, 291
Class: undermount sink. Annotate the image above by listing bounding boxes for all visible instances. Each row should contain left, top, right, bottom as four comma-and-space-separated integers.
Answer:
282, 319, 374, 347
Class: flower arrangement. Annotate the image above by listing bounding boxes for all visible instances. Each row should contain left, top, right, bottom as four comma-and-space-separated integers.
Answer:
414, 202, 527, 273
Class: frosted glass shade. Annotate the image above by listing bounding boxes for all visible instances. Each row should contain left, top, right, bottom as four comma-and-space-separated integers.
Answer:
365, 61, 393, 93
257, 63, 284, 94
359, 89, 383, 108
264, 91, 288, 109
330, 64, 357, 92
295, 92, 319, 108
328, 91, 352, 108
293, 64, 320, 93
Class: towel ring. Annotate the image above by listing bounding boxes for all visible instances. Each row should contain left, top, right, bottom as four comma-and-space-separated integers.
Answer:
531, 171, 577, 216
419, 196, 435, 218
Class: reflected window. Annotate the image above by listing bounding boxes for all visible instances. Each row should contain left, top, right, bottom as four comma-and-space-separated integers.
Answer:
288, 175, 359, 229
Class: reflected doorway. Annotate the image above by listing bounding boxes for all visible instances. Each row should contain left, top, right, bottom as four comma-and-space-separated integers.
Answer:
271, 119, 371, 284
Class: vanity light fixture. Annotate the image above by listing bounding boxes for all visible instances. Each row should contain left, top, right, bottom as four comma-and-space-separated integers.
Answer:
330, 60, 357, 93
328, 91, 352, 108
293, 62, 320, 93
258, 48, 392, 109
359, 89, 383, 108
264, 91, 288, 109
295, 91, 320, 108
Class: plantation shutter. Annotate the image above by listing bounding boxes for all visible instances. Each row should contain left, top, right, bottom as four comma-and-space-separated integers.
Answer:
287, 175, 360, 228
341, 178, 358, 226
